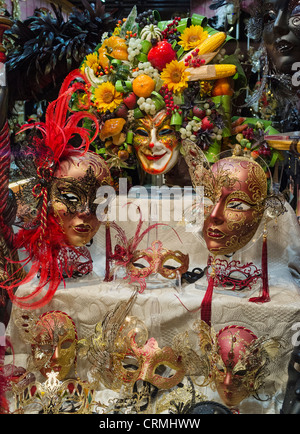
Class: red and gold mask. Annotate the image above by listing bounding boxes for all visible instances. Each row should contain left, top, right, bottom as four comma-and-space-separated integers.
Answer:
212, 326, 259, 407
133, 110, 180, 175
50, 151, 111, 247
196, 320, 282, 408
31, 311, 78, 381
126, 241, 189, 282
203, 156, 267, 255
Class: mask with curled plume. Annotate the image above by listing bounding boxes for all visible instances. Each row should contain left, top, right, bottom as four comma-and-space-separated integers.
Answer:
182, 140, 286, 323
77, 292, 210, 391
2, 69, 112, 310
194, 320, 283, 408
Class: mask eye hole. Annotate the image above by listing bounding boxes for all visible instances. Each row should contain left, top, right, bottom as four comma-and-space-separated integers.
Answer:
227, 200, 251, 211
61, 339, 73, 350
234, 369, 247, 376
132, 257, 151, 269
59, 191, 80, 203
135, 128, 149, 137
154, 364, 178, 378
158, 128, 174, 136
121, 356, 139, 371
38, 344, 53, 354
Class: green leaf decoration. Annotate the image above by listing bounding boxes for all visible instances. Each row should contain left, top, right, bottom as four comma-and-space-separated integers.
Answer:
119, 6, 138, 39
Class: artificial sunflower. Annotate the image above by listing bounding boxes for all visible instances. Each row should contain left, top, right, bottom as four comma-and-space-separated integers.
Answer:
160, 60, 189, 94
93, 82, 123, 112
178, 25, 208, 50
81, 52, 101, 75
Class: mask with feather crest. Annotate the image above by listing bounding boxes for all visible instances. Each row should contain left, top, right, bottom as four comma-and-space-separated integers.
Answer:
1, 69, 112, 310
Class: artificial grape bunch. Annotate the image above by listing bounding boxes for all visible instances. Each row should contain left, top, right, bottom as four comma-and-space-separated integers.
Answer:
258, 143, 271, 157
135, 10, 158, 29
243, 127, 254, 141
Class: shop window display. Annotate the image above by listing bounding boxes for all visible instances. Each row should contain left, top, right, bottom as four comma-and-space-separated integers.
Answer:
0, 2, 299, 416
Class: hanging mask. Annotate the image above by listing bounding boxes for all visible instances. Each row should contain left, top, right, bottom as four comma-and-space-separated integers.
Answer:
133, 110, 180, 175
263, 0, 300, 75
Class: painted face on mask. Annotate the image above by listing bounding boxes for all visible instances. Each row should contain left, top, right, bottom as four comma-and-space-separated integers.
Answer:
31, 311, 77, 381
50, 151, 111, 247
263, 0, 300, 75
213, 326, 259, 407
133, 110, 180, 175
203, 156, 267, 256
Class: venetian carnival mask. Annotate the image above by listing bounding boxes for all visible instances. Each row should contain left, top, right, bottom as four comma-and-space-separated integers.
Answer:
113, 332, 186, 390
30, 311, 78, 381
13, 310, 78, 381
202, 156, 268, 256
133, 110, 180, 175
212, 326, 259, 407
77, 294, 212, 392
196, 321, 282, 408
50, 151, 111, 247
263, 0, 300, 75
126, 241, 189, 282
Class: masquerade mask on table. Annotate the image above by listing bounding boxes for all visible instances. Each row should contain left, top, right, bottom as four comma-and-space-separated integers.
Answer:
78, 292, 209, 392
12, 370, 94, 414
195, 320, 282, 408
104, 204, 189, 291
14, 309, 78, 381
2, 69, 112, 310
183, 140, 286, 324
80, 8, 238, 173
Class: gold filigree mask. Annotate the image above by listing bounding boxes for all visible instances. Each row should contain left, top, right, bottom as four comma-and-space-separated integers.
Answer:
203, 156, 268, 255
127, 241, 189, 281
31, 311, 78, 381
195, 320, 282, 408
50, 151, 111, 247
14, 310, 78, 381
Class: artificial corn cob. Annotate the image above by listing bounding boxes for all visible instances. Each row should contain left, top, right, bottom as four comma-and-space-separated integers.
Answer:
186, 63, 237, 81
196, 32, 226, 55
213, 63, 237, 79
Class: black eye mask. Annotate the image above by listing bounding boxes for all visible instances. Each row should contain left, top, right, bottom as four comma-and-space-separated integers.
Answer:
50, 167, 100, 215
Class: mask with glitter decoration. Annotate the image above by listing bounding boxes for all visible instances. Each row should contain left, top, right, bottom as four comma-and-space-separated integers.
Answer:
50, 150, 111, 247
203, 156, 267, 256
30, 311, 78, 381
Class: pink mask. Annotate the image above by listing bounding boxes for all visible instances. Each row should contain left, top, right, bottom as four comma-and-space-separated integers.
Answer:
203, 156, 267, 255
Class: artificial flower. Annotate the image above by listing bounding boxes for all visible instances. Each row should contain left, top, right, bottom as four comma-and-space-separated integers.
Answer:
93, 82, 123, 112
81, 52, 101, 75
160, 60, 189, 94
178, 25, 208, 51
